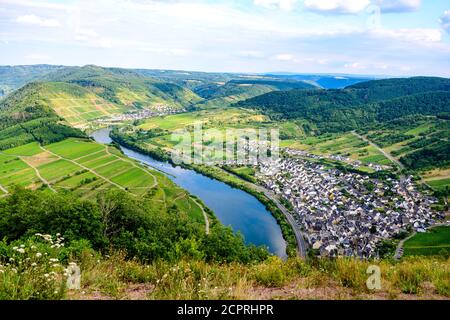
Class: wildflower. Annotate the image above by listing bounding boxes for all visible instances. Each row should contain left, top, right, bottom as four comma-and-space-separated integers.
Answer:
9, 258, 14, 262
31, 263, 37, 267
44, 273, 49, 278
49, 258, 59, 263
52, 264, 59, 268
0, 270, 4, 274
36, 253, 42, 258
20, 244, 25, 248
17, 248, 25, 254
13, 246, 18, 250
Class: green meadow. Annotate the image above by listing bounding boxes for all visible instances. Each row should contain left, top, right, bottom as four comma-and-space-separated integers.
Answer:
404, 226, 450, 258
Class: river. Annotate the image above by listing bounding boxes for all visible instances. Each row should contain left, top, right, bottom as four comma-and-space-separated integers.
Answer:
91, 128, 287, 258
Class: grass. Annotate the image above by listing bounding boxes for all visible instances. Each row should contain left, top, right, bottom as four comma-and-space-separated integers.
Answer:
68, 254, 450, 300
404, 226, 450, 258
3, 237, 448, 301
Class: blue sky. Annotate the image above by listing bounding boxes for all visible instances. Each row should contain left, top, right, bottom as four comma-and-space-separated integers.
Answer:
0, 0, 449, 76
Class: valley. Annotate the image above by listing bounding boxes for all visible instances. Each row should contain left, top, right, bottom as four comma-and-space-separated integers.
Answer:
0, 64, 449, 300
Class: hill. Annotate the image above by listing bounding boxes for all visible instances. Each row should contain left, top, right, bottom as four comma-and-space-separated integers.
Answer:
0, 66, 204, 133
134, 69, 317, 108
264, 73, 376, 89
43, 65, 202, 110
0, 82, 85, 150
0, 65, 65, 97
236, 77, 450, 132
194, 79, 316, 109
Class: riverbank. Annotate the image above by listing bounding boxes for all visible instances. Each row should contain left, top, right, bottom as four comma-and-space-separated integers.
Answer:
188, 164, 299, 258
108, 129, 297, 257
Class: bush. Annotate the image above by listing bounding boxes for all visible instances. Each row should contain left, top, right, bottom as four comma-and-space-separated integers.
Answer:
0, 234, 81, 300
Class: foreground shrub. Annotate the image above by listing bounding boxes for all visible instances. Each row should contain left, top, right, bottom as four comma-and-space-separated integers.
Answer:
0, 234, 80, 300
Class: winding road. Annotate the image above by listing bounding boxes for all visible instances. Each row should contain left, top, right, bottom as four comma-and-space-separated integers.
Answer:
351, 131, 405, 170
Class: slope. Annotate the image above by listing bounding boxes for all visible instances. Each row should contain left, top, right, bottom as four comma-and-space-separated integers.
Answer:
236, 77, 450, 131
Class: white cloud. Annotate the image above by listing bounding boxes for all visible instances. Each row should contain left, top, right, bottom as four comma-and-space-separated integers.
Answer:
254, 0, 297, 11
440, 10, 450, 35
371, 28, 442, 43
344, 62, 367, 69
304, 0, 370, 14
274, 53, 296, 61
16, 14, 60, 27
24, 53, 51, 61
376, 0, 421, 13
236, 51, 265, 58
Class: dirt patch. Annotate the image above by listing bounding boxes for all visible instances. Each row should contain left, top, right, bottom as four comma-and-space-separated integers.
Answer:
22, 152, 57, 167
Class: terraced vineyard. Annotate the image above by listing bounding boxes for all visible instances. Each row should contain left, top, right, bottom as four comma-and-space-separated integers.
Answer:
41, 83, 130, 128
0, 138, 206, 223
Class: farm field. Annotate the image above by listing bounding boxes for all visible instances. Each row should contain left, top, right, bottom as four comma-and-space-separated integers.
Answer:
281, 132, 392, 166
0, 138, 206, 222
404, 226, 450, 258
138, 108, 268, 131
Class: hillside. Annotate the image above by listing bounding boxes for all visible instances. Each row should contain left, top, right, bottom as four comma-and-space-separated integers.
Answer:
43, 65, 202, 110
0, 66, 205, 132
194, 79, 316, 109
236, 77, 450, 131
0, 83, 85, 150
264, 73, 376, 89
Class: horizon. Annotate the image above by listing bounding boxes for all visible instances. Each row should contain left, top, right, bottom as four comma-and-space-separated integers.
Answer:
1, 63, 449, 80
0, 0, 449, 77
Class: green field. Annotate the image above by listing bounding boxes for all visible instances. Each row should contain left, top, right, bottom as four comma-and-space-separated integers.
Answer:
281, 132, 391, 166
0, 138, 206, 223
404, 226, 450, 258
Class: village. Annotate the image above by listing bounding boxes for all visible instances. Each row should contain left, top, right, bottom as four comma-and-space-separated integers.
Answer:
256, 154, 442, 258
96, 104, 185, 124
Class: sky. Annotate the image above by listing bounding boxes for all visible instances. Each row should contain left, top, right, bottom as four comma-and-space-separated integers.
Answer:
0, 0, 449, 76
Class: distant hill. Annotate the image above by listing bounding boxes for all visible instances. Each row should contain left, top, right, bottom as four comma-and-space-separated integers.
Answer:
263, 74, 377, 89
236, 77, 450, 132
135, 69, 317, 108
193, 78, 316, 109
0, 65, 65, 96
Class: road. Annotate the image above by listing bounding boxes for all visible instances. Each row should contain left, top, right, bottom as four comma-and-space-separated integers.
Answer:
219, 168, 308, 258
351, 131, 405, 170
192, 197, 210, 235
394, 232, 416, 260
